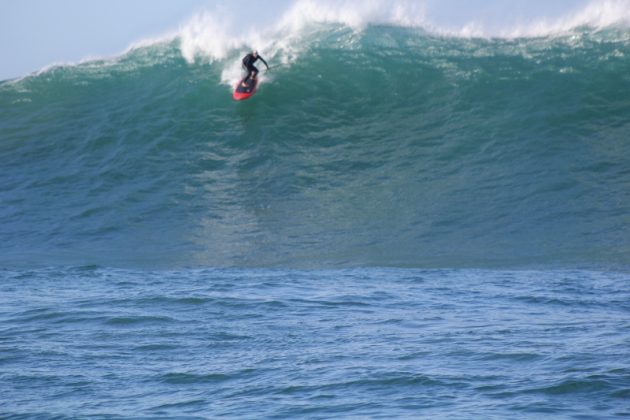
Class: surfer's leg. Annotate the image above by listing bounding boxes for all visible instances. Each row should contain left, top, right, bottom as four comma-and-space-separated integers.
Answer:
242, 64, 258, 86
241, 65, 250, 86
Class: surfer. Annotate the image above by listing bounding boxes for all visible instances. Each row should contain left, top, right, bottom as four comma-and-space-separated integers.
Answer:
241, 50, 269, 87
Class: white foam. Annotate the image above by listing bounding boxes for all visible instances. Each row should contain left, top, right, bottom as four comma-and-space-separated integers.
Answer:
178, 0, 429, 62
176, 0, 430, 86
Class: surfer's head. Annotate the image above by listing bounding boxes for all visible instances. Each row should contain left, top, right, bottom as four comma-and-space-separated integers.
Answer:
253, 50, 258, 57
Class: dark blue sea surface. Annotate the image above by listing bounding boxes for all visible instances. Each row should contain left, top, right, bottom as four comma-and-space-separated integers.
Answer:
1, 267, 629, 418
1, 21, 630, 418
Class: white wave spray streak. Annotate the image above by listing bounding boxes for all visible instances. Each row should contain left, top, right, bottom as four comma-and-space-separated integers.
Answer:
277, 0, 428, 32
498, 0, 630, 38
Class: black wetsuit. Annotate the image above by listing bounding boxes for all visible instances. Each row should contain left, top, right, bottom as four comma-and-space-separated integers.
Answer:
242, 53, 269, 84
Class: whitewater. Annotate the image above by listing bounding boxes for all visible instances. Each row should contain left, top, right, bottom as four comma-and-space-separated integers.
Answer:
1, 0, 630, 418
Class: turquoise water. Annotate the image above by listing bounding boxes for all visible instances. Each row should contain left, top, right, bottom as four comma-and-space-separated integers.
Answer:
1, 25, 630, 417
2, 26, 629, 269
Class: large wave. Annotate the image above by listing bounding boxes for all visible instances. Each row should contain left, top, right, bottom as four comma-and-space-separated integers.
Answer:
1, 3, 629, 269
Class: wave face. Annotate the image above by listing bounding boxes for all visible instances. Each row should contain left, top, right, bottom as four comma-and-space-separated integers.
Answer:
1, 24, 630, 269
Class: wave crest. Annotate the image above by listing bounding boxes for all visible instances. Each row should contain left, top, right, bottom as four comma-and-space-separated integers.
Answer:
176, 0, 630, 66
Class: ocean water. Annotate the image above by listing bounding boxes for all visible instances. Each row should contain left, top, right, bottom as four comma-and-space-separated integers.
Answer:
1, 4, 630, 417
1, 267, 630, 418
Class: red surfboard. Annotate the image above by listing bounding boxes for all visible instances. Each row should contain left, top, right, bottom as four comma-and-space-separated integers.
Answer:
233, 76, 258, 101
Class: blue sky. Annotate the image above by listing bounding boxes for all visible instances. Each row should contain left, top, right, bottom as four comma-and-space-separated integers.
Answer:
1, 0, 209, 80
1, 0, 589, 81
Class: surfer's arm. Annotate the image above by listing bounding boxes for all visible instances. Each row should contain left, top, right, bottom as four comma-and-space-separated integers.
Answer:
259, 56, 269, 69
